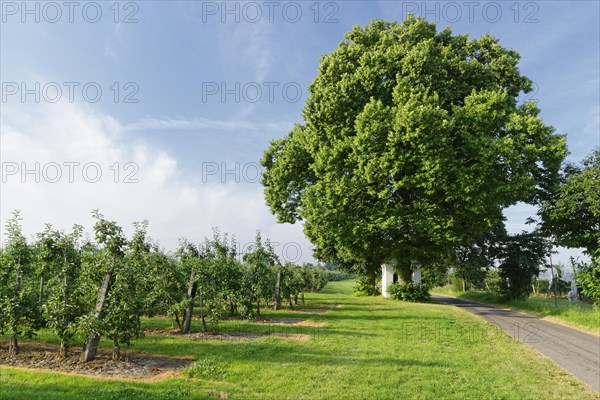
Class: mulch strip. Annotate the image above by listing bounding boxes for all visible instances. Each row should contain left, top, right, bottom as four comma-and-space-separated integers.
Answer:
0, 341, 192, 380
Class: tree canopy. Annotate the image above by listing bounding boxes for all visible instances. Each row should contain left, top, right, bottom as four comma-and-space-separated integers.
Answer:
261, 17, 566, 282
540, 147, 600, 255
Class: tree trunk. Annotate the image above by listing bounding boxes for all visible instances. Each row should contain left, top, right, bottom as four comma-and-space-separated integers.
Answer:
368, 268, 377, 288
462, 278, 466, 292
112, 330, 120, 361
174, 312, 182, 330
199, 292, 207, 332
229, 299, 235, 316
181, 270, 197, 334
80, 270, 112, 362
301, 292, 305, 305
256, 299, 261, 318
274, 272, 281, 310
8, 336, 19, 355
246, 290, 255, 318
60, 341, 68, 358
293, 293, 298, 305
397, 260, 413, 284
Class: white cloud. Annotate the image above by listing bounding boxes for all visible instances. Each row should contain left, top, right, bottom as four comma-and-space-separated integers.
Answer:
124, 115, 292, 133
0, 102, 314, 263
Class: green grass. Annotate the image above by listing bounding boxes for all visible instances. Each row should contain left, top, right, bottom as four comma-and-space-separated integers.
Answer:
1, 279, 598, 399
431, 285, 600, 335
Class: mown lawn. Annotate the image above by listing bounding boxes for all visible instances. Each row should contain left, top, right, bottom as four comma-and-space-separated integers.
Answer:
1, 280, 598, 399
431, 285, 600, 335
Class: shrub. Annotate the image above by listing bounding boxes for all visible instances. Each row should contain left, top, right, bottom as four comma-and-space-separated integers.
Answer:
576, 255, 600, 306
450, 273, 464, 292
387, 282, 430, 302
533, 278, 549, 294
353, 276, 381, 296
182, 358, 225, 380
484, 269, 503, 296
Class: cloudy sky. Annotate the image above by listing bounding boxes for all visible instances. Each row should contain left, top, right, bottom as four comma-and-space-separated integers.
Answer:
1, 1, 598, 265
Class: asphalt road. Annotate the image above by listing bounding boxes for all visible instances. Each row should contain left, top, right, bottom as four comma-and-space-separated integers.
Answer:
432, 294, 600, 392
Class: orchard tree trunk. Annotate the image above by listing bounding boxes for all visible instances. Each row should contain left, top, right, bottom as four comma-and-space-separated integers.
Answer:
81, 270, 112, 362
181, 270, 197, 334
274, 272, 281, 310
245, 290, 255, 318
199, 292, 207, 332
112, 330, 120, 361
60, 342, 68, 358
301, 292, 305, 305
8, 336, 19, 355
256, 299, 261, 318
293, 293, 298, 305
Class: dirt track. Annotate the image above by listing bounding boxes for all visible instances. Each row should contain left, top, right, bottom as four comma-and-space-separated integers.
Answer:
433, 294, 600, 392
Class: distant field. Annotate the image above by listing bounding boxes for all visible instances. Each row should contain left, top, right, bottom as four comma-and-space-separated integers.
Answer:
431, 286, 600, 335
1, 280, 598, 399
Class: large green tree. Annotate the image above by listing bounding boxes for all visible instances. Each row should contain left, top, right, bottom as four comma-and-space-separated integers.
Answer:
261, 17, 566, 285
540, 148, 600, 304
540, 147, 600, 254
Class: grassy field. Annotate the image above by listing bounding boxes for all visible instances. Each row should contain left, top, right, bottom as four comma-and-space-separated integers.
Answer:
431, 286, 600, 335
1, 280, 599, 399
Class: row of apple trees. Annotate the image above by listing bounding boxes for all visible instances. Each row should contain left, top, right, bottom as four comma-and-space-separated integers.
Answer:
0, 210, 328, 361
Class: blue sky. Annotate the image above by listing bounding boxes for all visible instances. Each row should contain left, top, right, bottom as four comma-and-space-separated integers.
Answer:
1, 1, 599, 266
